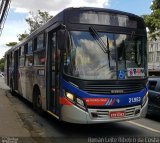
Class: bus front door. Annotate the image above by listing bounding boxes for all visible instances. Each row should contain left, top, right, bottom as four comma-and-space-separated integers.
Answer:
47, 31, 59, 116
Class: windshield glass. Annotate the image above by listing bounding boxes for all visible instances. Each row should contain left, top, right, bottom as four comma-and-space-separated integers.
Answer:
64, 31, 146, 80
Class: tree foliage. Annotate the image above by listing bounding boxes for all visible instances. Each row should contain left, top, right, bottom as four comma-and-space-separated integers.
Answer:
0, 63, 4, 72
144, 0, 160, 40
17, 10, 52, 40
6, 42, 17, 47
6, 10, 52, 45
0, 58, 4, 72
26, 10, 53, 33
17, 31, 29, 41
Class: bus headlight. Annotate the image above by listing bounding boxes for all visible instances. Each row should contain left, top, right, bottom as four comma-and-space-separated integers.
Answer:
65, 91, 86, 110
66, 92, 75, 101
142, 92, 148, 107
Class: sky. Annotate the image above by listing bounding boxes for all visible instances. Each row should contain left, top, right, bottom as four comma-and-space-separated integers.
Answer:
0, 0, 152, 58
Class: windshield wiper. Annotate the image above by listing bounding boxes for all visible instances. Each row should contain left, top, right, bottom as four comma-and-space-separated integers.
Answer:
89, 26, 111, 67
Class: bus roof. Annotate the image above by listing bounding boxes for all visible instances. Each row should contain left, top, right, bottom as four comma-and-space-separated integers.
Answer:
5, 7, 143, 55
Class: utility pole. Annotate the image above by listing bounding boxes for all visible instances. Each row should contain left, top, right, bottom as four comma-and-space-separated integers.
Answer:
0, 0, 11, 36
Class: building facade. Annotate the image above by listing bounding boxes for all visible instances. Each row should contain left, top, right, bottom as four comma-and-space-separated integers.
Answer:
148, 38, 160, 71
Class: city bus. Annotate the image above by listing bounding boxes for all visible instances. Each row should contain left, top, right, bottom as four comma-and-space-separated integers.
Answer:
4, 7, 148, 124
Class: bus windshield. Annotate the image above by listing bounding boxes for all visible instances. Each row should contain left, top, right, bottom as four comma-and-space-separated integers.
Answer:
65, 31, 146, 80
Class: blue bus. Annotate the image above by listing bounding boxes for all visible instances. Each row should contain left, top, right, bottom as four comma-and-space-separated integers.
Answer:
4, 7, 148, 123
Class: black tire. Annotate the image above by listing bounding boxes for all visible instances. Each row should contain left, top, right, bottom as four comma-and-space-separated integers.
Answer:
33, 87, 44, 115
10, 79, 15, 95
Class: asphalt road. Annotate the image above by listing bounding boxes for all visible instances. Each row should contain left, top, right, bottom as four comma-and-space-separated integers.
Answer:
0, 77, 160, 143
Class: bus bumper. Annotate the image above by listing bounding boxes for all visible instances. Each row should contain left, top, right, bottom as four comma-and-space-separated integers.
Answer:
61, 98, 148, 124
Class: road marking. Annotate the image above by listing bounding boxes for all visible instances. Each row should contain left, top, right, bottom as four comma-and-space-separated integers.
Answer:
127, 121, 160, 134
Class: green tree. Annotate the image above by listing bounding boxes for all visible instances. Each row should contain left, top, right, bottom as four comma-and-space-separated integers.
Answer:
17, 10, 52, 41
0, 58, 4, 63
26, 10, 53, 33
144, 0, 160, 40
17, 31, 29, 41
6, 10, 52, 45
0, 58, 5, 72
0, 63, 4, 72
6, 42, 17, 47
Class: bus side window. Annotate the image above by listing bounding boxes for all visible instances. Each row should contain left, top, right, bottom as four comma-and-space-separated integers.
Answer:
26, 56, 33, 67
34, 33, 46, 66
19, 46, 25, 67
34, 51, 45, 65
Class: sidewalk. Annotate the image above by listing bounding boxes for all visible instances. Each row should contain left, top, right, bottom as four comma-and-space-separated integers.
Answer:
0, 78, 30, 137
0, 78, 10, 91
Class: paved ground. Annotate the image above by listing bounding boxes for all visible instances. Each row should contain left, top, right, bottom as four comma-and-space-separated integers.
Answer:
0, 89, 30, 136
0, 77, 10, 90
0, 77, 160, 143
0, 77, 30, 137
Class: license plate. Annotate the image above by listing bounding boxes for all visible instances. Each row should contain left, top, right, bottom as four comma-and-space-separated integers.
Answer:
109, 111, 125, 118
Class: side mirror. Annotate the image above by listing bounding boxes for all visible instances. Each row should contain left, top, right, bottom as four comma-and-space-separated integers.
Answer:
57, 29, 67, 50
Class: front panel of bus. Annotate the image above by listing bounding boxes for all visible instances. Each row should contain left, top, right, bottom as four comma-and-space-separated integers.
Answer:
59, 9, 148, 123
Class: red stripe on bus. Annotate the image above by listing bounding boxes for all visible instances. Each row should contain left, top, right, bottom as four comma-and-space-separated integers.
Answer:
59, 97, 73, 106
110, 99, 116, 106
83, 98, 109, 106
